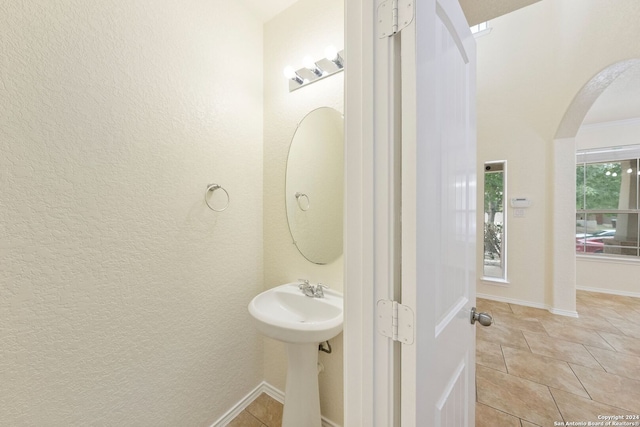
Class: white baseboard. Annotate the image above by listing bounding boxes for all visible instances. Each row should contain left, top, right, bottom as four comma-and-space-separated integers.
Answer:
477, 293, 579, 318
321, 415, 342, 427
577, 286, 640, 299
212, 381, 341, 427
477, 293, 546, 309
211, 382, 267, 427
548, 307, 579, 318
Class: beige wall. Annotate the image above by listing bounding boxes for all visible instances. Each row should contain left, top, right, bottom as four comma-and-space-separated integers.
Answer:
263, 0, 344, 423
477, 0, 640, 308
0, 1, 264, 425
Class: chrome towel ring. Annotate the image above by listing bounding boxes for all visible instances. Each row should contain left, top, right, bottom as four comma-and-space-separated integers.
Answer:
205, 183, 230, 212
295, 192, 310, 211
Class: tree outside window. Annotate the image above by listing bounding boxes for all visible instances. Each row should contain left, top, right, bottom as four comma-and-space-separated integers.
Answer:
484, 162, 505, 279
576, 147, 640, 257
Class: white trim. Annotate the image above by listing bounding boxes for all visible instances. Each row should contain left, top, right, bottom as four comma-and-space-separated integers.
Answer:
472, 27, 492, 38
321, 416, 343, 427
476, 293, 579, 318
480, 277, 510, 286
211, 382, 266, 427
577, 286, 640, 299
477, 293, 546, 309
344, 0, 377, 424
548, 308, 580, 318
482, 159, 507, 282
260, 381, 286, 403
577, 254, 640, 265
578, 116, 640, 132
210, 381, 341, 427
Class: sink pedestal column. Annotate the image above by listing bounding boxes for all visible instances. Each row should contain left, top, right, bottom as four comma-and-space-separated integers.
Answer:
282, 342, 322, 427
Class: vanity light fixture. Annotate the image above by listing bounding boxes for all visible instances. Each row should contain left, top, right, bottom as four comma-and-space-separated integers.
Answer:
303, 56, 324, 77
324, 45, 343, 69
283, 66, 305, 85
283, 47, 345, 92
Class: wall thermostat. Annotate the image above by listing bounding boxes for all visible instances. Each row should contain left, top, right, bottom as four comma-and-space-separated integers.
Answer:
510, 197, 531, 208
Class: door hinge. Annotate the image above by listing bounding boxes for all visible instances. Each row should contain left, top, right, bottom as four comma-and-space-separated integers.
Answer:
377, 0, 415, 39
377, 300, 415, 344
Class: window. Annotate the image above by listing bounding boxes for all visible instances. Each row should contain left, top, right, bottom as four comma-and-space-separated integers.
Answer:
484, 161, 506, 279
470, 21, 491, 38
576, 145, 640, 258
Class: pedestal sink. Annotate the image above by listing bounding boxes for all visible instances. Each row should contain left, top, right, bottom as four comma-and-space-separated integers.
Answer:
248, 283, 343, 427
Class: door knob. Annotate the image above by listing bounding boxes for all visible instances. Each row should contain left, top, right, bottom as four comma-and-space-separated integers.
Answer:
470, 307, 493, 326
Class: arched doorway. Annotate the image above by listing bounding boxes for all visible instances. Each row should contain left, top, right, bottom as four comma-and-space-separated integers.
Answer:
551, 59, 640, 315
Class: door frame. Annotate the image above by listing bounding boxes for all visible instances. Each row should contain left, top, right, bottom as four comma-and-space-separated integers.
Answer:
344, 0, 476, 424
343, 0, 397, 425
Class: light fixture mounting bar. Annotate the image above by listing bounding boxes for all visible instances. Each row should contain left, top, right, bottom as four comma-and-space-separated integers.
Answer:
287, 50, 345, 92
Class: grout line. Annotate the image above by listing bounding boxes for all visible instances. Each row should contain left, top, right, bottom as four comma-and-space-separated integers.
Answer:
480, 402, 522, 422
521, 330, 532, 352
499, 345, 509, 374
251, 411, 267, 427
583, 345, 608, 373
548, 385, 566, 424
567, 364, 594, 401
595, 330, 619, 352
573, 343, 605, 371
476, 398, 522, 421
499, 350, 590, 393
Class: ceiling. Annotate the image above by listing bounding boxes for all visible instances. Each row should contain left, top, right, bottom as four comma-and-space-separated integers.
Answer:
582, 64, 640, 126
246, 0, 544, 25
241, 0, 298, 22
459, 0, 542, 26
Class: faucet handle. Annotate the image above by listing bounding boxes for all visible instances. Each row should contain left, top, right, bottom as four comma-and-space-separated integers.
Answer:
314, 283, 329, 298
298, 279, 310, 288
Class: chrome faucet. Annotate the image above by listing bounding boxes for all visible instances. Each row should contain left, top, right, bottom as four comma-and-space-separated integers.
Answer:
298, 279, 315, 297
313, 283, 328, 298
298, 279, 329, 298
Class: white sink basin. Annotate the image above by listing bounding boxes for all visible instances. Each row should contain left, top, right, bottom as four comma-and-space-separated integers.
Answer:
248, 282, 343, 344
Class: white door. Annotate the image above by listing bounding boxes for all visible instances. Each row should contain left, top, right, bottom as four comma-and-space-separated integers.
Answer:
343, 0, 481, 425
400, 0, 478, 425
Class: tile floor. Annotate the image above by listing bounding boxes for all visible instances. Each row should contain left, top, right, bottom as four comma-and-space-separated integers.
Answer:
476, 291, 640, 427
229, 291, 640, 426
227, 393, 283, 427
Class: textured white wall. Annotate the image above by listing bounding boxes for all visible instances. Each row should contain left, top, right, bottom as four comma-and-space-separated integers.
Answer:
477, 0, 640, 308
0, 1, 264, 425
263, 0, 344, 424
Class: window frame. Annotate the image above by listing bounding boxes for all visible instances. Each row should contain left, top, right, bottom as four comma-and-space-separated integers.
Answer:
482, 160, 508, 282
576, 146, 640, 260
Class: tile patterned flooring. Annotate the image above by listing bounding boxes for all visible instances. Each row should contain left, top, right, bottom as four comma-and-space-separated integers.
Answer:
227, 393, 283, 427
229, 291, 640, 426
476, 291, 640, 426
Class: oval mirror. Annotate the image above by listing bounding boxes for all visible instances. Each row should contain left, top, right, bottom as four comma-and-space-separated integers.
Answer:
285, 107, 344, 264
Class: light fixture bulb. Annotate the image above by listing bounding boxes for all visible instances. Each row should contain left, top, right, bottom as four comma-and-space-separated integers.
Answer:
283, 66, 296, 80
325, 46, 338, 61
627, 168, 633, 174
325, 45, 343, 69
606, 171, 611, 176
612, 172, 618, 177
